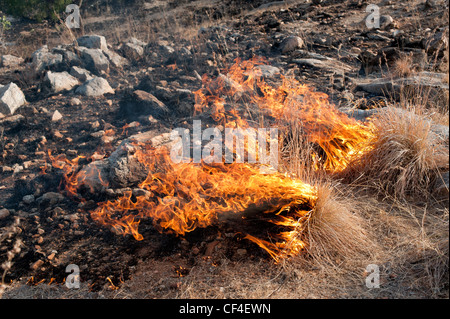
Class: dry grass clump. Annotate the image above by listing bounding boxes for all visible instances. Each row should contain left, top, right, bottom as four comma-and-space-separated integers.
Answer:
341, 107, 449, 199
299, 184, 377, 267
393, 54, 415, 78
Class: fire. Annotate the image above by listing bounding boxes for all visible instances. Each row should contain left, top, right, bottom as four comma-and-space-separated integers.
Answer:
91, 146, 317, 257
47, 57, 376, 261
47, 150, 109, 199
194, 56, 375, 172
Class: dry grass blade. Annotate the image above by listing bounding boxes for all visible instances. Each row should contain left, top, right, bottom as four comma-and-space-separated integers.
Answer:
341, 107, 449, 199
299, 184, 376, 268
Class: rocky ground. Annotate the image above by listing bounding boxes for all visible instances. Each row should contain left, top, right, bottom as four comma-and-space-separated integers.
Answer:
0, 0, 448, 299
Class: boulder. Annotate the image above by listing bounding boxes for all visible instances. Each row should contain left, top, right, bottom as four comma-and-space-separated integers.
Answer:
119, 90, 169, 119
75, 130, 175, 191
0, 83, 27, 115
121, 42, 144, 61
75, 77, 114, 97
1, 54, 24, 68
103, 49, 129, 68
52, 46, 82, 68
43, 71, 79, 93
76, 35, 108, 51
70, 66, 93, 82
79, 47, 109, 75
31, 45, 63, 73
37, 192, 64, 206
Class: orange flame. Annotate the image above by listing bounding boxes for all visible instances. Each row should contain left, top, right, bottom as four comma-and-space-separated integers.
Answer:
48, 57, 375, 261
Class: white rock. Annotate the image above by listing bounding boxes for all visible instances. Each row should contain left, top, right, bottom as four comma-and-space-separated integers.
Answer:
103, 49, 129, 68
70, 66, 93, 82
79, 47, 110, 75
1, 54, 24, 68
254, 65, 280, 78
0, 82, 27, 115
76, 35, 108, 51
52, 110, 63, 122
43, 71, 79, 93
75, 77, 114, 97
69, 97, 82, 106
121, 42, 144, 60
31, 45, 63, 73
128, 37, 147, 47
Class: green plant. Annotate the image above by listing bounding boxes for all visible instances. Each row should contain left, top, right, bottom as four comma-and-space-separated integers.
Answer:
0, 15, 11, 41
0, 0, 72, 22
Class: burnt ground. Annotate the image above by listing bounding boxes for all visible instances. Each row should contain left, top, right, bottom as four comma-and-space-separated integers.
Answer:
0, 0, 448, 299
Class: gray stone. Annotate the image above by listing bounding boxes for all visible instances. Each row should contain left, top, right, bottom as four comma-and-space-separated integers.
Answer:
79, 47, 109, 75
379, 15, 394, 30
69, 97, 82, 106
31, 45, 63, 73
0, 82, 27, 115
279, 36, 304, 54
37, 192, 64, 206
1, 54, 24, 68
0, 208, 10, 220
355, 72, 449, 99
254, 65, 280, 78
127, 37, 147, 47
75, 76, 114, 97
76, 35, 108, 51
43, 71, 79, 93
75, 131, 175, 191
342, 108, 380, 122
103, 49, 129, 68
121, 42, 144, 60
293, 57, 353, 73
70, 66, 93, 82
51, 45, 82, 67
22, 195, 35, 204
120, 90, 169, 119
